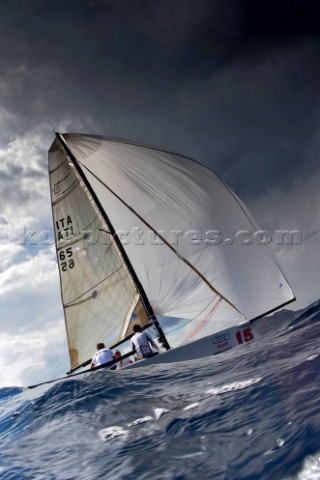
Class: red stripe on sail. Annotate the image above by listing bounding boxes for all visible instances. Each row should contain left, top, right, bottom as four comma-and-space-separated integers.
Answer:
179, 298, 222, 346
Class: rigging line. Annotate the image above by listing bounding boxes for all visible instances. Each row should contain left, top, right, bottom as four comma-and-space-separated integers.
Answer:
99, 227, 112, 234
79, 162, 246, 320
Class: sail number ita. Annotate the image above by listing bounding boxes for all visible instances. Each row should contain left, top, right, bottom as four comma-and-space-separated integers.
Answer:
56, 216, 74, 240
56, 215, 75, 272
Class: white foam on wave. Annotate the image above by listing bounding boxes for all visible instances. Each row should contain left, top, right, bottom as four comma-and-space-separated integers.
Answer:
154, 407, 169, 420
99, 409, 170, 442
283, 452, 320, 479
182, 402, 199, 411
127, 416, 153, 427
99, 426, 129, 442
263, 438, 286, 456
205, 377, 262, 395
174, 451, 205, 459
306, 354, 318, 361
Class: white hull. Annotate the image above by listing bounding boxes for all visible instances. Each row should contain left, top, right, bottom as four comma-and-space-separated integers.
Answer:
124, 321, 260, 369
29, 321, 260, 388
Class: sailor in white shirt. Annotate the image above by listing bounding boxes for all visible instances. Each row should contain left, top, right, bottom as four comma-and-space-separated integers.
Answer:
131, 324, 160, 360
91, 343, 114, 368
114, 350, 133, 369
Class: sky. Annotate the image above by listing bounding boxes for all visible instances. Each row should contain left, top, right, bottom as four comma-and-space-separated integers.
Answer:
0, 0, 319, 387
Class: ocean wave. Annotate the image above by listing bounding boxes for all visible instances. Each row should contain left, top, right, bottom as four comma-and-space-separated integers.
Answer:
1, 300, 320, 480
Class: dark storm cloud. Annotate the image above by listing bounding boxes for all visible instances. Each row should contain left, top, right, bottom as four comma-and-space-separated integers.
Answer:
0, 0, 319, 198
241, 0, 320, 38
1, 1, 319, 384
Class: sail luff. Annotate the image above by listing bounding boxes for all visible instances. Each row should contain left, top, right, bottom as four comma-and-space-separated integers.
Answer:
55, 132, 170, 351
48, 143, 73, 369
79, 161, 246, 321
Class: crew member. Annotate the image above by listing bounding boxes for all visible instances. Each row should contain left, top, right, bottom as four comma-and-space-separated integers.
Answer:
131, 324, 159, 360
91, 343, 114, 368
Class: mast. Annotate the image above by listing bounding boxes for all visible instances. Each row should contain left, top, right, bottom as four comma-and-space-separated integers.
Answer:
55, 132, 170, 351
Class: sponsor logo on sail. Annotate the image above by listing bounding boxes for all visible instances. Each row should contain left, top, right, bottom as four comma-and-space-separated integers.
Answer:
212, 333, 230, 344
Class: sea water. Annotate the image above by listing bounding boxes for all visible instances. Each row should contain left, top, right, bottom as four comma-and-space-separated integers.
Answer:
1, 301, 320, 480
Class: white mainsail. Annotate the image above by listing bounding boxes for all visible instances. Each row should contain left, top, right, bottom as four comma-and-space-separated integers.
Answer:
49, 140, 149, 369
49, 133, 294, 369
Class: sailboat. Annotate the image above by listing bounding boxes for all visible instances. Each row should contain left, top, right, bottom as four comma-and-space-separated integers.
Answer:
48, 133, 295, 374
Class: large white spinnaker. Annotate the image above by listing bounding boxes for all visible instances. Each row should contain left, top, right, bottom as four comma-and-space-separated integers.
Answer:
65, 134, 294, 312
62, 135, 294, 324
